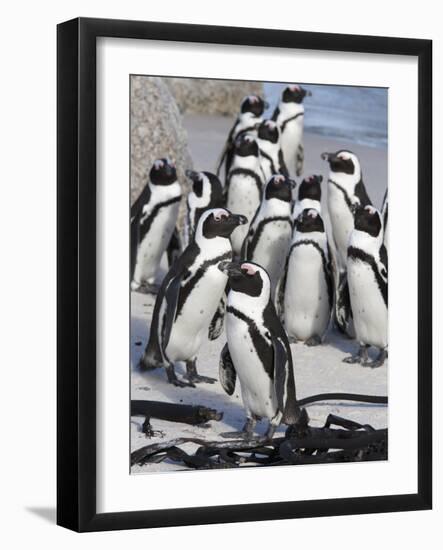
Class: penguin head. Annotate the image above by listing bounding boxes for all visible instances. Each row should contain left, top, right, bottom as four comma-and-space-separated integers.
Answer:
149, 158, 177, 185
197, 208, 248, 241
354, 205, 382, 238
233, 134, 260, 157
265, 174, 294, 203
321, 150, 360, 176
282, 84, 312, 104
295, 208, 325, 233
298, 174, 323, 202
240, 95, 268, 116
258, 120, 280, 144
186, 170, 223, 200
218, 261, 270, 299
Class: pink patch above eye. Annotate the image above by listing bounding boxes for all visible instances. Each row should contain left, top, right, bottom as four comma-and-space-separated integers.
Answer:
265, 120, 275, 128
154, 160, 164, 169
365, 206, 376, 215
274, 175, 285, 183
248, 95, 258, 103
290, 84, 301, 91
308, 209, 318, 218
241, 263, 257, 275
213, 209, 229, 221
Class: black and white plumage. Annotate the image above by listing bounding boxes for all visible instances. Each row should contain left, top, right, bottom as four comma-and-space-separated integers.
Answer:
256, 120, 288, 182
272, 84, 311, 177
218, 261, 301, 440
139, 208, 247, 387
382, 189, 388, 249
226, 134, 265, 256
344, 205, 388, 368
242, 174, 294, 297
278, 208, 333, 346
184, 170, 224, 245
131, 158, 182, 293
217, 95, 267, 183
292, 174, 323, 219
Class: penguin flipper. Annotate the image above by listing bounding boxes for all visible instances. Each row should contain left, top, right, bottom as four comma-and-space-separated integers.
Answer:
167, 227, 182, 268
219, 344, 236, 395
295, 143, 304, 177
354, 179, 372, 207
130, 209, 141, 281
275, 261, 287, 321
278, 149, 289, 177
273, 336, 290, 413
208, 295, 226, 341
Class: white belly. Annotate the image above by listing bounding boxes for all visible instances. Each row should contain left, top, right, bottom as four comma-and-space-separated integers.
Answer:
227, 176, 261, 255
284, 246, 330, 341
250, 220, 292, 294
226, 313, 278, 419
133, 203, 179, 285
328, 187, 354, 270
281, 123, 303, 177
166, 265, 227, 362
347, 259, 387, 349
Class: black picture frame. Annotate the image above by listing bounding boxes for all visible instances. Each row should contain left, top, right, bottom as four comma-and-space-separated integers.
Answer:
57, 17, 432, 532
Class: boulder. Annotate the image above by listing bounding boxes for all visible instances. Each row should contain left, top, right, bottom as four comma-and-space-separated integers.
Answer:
165, 78, 263, 116
131, 76, 193, 227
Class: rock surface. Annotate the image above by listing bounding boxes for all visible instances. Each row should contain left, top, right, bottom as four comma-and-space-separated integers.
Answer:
165, 78, 263, 116
131, 76, 193, 227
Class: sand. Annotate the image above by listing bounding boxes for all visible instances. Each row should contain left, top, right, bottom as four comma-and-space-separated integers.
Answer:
131, 114, 388, 473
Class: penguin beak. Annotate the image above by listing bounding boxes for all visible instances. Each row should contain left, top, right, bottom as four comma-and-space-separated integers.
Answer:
317, 175, 323, 183
218, 261, 243, 276
230, 213, 248, 226
185, 169, 200, 182
264, 100, 270, 109
321, 152, 335, 163
304, 89, 312, 97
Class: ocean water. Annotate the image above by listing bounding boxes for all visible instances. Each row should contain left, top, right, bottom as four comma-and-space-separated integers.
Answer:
264, 83, 388, 149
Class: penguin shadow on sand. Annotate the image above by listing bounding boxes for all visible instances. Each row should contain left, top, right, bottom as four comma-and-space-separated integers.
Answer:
130, 310, 248, 432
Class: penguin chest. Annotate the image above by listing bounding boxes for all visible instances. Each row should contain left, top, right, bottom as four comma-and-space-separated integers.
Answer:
347, 259, 388, 349
133, 202, 180, 284
166, 266, 227, 361
226, 313, 278, 419
284, 246, 331, 341
250, 220, 292, 292
328, 187, 354, 267
227, 176, 261, 255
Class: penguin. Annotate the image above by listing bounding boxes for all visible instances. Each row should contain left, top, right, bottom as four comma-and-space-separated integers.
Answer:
272, 84, 311, 177
131, 158, 182, 293
292, 174, 323, 219
382, 189, 388, 249
184, 170, 224, 245
321, 150, 372, 335
226, 134, 265, 256
138, 208, 247, 387
278, 208, 333, 346
256, 119, 288, 183
217, 95, 268, 183
242, 174, 293, 297
218, 260, 301, 440
344, 205, 388, 368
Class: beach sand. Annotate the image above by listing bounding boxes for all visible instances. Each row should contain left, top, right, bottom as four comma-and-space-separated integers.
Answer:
131, 113, 388, 473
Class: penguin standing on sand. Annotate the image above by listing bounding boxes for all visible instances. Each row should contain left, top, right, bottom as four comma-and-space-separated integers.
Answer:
217, 95, 268, 182
256, 120, 288, 182
139, 208, 247, 387
382, 189, 388, 249
272, 84, 311, 177
131, 158, 182, 293
218, 261, 301, 440
184, 170, 224, 245
344, 205, 388, 367
278, 208, 333, 346
226, 134, 265, 256
292, 174, 323, 219
242, 174, 293, 297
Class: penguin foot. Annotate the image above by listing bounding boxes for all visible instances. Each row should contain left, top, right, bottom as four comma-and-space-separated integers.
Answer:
343, 354, 362, 364
305, 335, 322, 347
136, 283, 159, 295
141, 416, 165, 439
343, 345, 369, 364
363, 349, 387, 369
185, 374, 217, 384
166, 364, 196, 388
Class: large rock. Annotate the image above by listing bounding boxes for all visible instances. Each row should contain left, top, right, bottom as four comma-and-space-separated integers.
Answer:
165, 78, 263, 116
131, 76, 193, 227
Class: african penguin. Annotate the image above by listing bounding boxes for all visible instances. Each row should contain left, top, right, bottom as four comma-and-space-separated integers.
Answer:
217, 95, 268, 183
131, 158, 182, 293
292, 174, 323, 219
256, 119, 288, 183
279, 208, 332, 346
344, 205, 388, 368
272, 84, 311, 177
226, 134, 265, 256
184, 170, 224, 245
382, 189, 388, 249
139, 208, 247, 387
242, 174, 293, 298
218, 260, 301, 440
